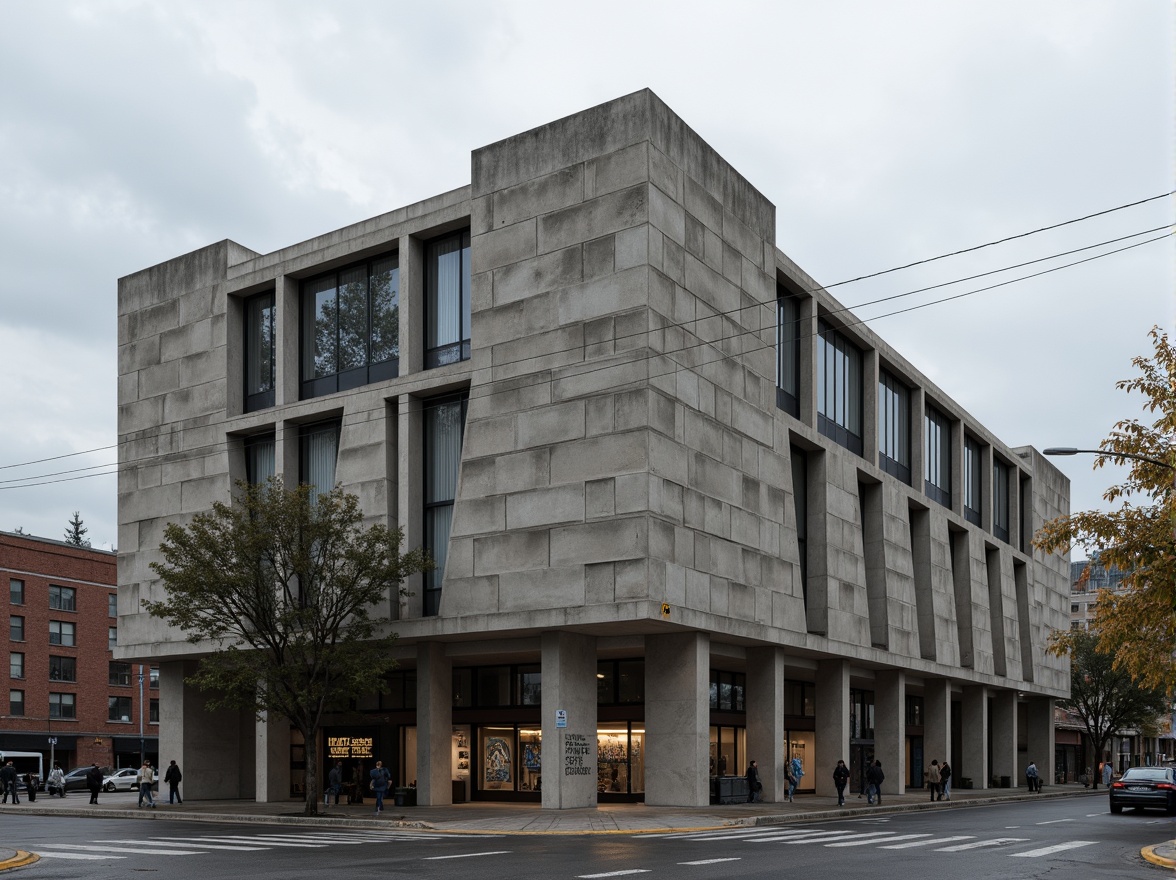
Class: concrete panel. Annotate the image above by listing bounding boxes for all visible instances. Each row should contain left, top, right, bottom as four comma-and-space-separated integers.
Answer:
645, 632, 709, 806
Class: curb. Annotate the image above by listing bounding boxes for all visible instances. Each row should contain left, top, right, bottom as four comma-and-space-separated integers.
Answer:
0, 852, 39, 873
1141, 842, 1176, 869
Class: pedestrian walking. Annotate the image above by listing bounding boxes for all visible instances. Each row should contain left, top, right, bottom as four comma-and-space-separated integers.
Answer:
925, 759, 940, 802
746, 760, 763, 803
1102, 761, 1112, 787
137, 760, 157, 808
866, 760, 884, 805
164, 760, 183, 804
787, 756, 804, 802
833, 759, 850, 806
24, 772, 38, 802
939, 760, 952, 800
47, 763, 66, 798
86, 763, 103, 804
369, 759, 391, 814
1, 760, 19, 804
326, 761, 343, 807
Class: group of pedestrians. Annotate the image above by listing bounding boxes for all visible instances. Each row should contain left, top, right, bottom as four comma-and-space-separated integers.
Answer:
923, 758, 952, 801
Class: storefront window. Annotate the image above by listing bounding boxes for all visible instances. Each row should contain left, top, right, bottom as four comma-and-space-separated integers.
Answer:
617, 661, 643, 703
597, 725, 644, 795
476, 667, 511, 706
453, 668, 473, 707
785, 682, 815, 716
480, 726, 516, 792
516, 666, 541, 706
709, 726, 746, 777
519, 728, 542, 792
786, 731, 816, 791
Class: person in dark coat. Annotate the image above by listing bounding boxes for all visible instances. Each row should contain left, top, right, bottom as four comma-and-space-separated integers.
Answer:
164, 760, 183, 804
832, 760, 850, 806
0, 760, 19, 804
746, 760, 763, 803
86, 763, 104, 804
866, 760, 885, 805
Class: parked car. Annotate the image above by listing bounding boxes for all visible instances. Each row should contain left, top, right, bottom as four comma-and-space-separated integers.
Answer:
62, 766, 112, 792
1109, 766, 1176, 814
103, 768, 141, 792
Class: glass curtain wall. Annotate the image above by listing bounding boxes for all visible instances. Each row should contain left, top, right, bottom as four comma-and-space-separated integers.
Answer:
878, 370, 910, 483
924, 405, 951, 508
816, 320, 863, 454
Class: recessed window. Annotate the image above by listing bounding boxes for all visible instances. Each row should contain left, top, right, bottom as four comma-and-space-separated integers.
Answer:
108, 696, 132, 722
246, 433, 276, 486
10, 616, 24, 642
9, 689, 24, 716
708, 670, 746, 712
49, 621, 76, 647
48, 585, 76, 612
9, 579, 23, 605
109, 661, 132, 687
108, 626, 117, 650
423, 394, 468, 616
776, 290, 801, 416
424, 230, 471, 369
107, 593, 118, 618
49, 692, 76, 719
878, 370, 911, 483
299, 420, 341, 503
149, 698, 159, 724
149, 667, 159, 688
993, 459, 1011, 542
301, 253, 399, 399
244, 290, 276, 412
790, 445, 809, 605
964, 437, 983, 525
10, 652, 23, 679
924, 405, 952, 508
817, 320, 863, 454
49, 656, 77, 682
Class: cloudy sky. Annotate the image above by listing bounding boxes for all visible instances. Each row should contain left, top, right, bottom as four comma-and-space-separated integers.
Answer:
0, 0, 1171, 553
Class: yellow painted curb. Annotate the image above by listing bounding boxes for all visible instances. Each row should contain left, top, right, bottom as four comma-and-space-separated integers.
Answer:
0, 851, 40, 873
1141, 842, 1176, 869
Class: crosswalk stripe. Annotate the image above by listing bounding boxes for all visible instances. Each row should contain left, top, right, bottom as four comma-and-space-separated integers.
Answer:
747, 830, 850, 843
781, 831, 864, 845
693, 829, 814, 841
112, 838, 268, 851
169, 836, 326, 847
1010, 841, 1098, 858
880, 836, 975, 849
935, 837, 1028, 852
246, 835, 368, 845
51, 844, 205, 855
646, 828, 775, 839
680, 858, 742, 865
423, 851, 512, 860
32, 851, 125, 860
577, 872, 651, 878
826, 833, 930, 848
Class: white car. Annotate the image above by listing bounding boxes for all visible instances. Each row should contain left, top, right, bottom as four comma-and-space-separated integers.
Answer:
102, 768, 141, 792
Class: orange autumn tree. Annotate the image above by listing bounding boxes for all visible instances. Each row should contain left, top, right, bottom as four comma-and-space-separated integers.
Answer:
1035, 326, 1176, 692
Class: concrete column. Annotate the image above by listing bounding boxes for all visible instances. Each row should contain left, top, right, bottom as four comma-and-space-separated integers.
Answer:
991, 689, 1017, 787
645, 632, 710, 806
399, 234, 424, 375
541, 631, 598, 809
962, 684, 989, 790
815, 659, 849, 797
875, 670, 906, 795
924, 679, 950, 787
746, 647, 786, 802
164, 659, 245, 799
398, 393, 424, 618
255, 709, 290, 803
416, 642, 452, 805
1026, 697, 1055, 786
275, 275, 299, 407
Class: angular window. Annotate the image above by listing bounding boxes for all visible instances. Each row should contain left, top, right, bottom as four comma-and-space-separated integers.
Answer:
993, 459, 1010, 542
924, 405, 952, 509
9, 689, 23, 716
423, 394, 467, 616
109, 661, 132, 687
244, 291, 276, 412
108, 593, 118, 618
9, 579, 23, 605
964, 436, 983, 526
10, 615, 23, 641
10, 652, 23, 679
817, 320, 863, 454
49, 621, 76, 647
108, 626, 118, 650
49, 692, 76, 719
300, 253, 399, 399
776, 290, 801, 416
245, 433, 276, 486
108, 696, 132, 722
299, 420, 341, 503
878, 370, 910, 483
49, 656, 77, 682
425, 230, 472, 368
48, 585, 76, 612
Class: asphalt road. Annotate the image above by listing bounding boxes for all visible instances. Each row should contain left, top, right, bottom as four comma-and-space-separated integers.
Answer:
2, 794, 1170, 879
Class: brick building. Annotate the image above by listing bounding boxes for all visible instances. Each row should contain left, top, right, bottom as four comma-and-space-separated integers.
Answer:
116, 90, 1070, 806
3, 530, 158, 771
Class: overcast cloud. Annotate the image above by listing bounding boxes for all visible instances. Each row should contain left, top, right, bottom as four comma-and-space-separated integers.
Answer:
0, 0, 1171, 553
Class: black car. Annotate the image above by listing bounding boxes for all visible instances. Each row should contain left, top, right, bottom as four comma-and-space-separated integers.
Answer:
1109, 766, 1176, 814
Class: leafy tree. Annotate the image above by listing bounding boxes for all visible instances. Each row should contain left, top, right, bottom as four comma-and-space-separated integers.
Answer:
1035, 326, 1176, 691
64, 511, 90, 547
147, 479, 431, 815
1060, 629, 1168, 773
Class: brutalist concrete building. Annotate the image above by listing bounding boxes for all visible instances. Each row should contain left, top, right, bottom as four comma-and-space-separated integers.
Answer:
116, 90, 1070, 807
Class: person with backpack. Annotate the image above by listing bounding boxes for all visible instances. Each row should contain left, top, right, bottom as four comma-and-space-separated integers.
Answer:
369, 759, 391, 814
832, 759, 850, 807
136, 760, 157, 808
866, 760, 885, 805
164, 760, 183, 804
939, 760, 952, 801
787, 756, 804, 803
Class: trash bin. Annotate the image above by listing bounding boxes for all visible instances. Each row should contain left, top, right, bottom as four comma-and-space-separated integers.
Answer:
1000, 776, 1011, 788
393, 787, 407, 807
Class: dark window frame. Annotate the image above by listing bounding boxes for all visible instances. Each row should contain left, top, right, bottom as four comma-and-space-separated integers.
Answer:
423, 393, 468, 617
9, 579, 23, 605
245, 432, 277, 486
596, 659, 646, 706
993, 459, 1011, 542
878, 369, 911, 483
924, 405, 952, 508
107, 593, 118, 618
48, 620, 76, 647
10, 615, 24, 642
108, 695, 133, 722
48, 585, 76, 612
964, 436, 983, 525
424, 229, 472, 369
817, 320, 864, 455
49, 655, 77, 682
109, 661, 132, 687
776, 290, 801, 417
9, 689, 24, 716
9, 651, 23, 680
48, 692, 76, 720
244, 290, 276, 412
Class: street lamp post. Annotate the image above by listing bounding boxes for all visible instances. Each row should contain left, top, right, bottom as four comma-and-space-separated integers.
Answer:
138, 665, 145, 767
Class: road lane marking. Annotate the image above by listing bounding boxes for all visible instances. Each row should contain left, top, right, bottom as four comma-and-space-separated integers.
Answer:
827, 834, 931, 847
1010, 841, 1098, 858
1085, 813, 1104, 817
576, 872, 652, 878
679, 858, 742, 865
1034, 818, 1073, 825
422, 851, 512, 860
935, 837, 1028, 852
53, 844, 205, 855
880, 836, 975, 849
31, 852, 125, 860
112, 838, 269, 851
175, 836, 326, 847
